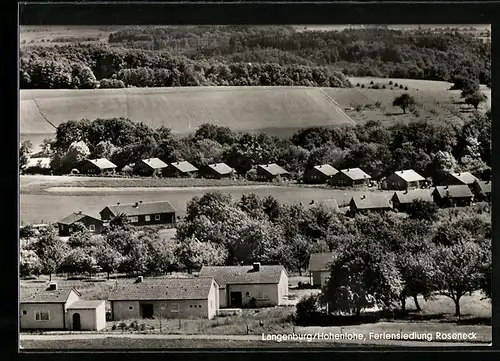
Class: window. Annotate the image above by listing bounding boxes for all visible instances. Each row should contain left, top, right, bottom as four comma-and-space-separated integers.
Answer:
154, 214, 160, 221
198, 305, 202, 309
190, 305, 193, 308
145, 215, 151, 222
171, 303, 179, 312
245, 292, 250, 297
89, 224, 95, 232
257, 291, 263, 299
22, 310, 27, 315
129, 306, 133, 310
35, 311, 50, 321
129, 216, 139, 223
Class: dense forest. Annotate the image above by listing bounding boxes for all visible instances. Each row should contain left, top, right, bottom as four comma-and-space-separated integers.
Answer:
21, 109, 491, 184
19, 26, 490, 89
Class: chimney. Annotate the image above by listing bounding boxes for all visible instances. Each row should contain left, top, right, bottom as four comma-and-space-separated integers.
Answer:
78, 210, 82, 214
48, 282, 58, 291
361, 195, 366, 199
253, 262, 261, 272
135, 276, 143, 283
117, 202, 120, 205
139, 200, 143, 204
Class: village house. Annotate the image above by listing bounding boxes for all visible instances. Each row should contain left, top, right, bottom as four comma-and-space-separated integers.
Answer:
432, 185, 474, 207
20, 283, 106, 331
100, 200, 176, 227
308, 252, 335, 287
199, 263, 289, 308
348, 194, 393, 215
80, 158, 117, 175
391, 189, 434, 212
23, 157, 51, 175
303, 164, 338, 184
471, 180, 491, 202
134, 158, 167, 176
440, 171, 478, 187
56, 211, 105, 236
383, 169, 425, 190
255, 164, 290, 182
328, 168, 371, 188
163, 161, 199, 178
108, 277, 219, 320
198, 163, 234, 179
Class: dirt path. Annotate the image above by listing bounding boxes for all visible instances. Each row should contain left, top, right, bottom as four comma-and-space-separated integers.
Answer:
44, 185, 281, 193
19, 332, 488, 347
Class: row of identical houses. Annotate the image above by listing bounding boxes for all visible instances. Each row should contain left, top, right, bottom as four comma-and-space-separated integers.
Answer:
23, 157, 291, 182
20, 262, 289, 330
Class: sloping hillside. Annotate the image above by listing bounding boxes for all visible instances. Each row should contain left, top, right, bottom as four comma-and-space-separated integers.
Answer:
20, 86, 356, 136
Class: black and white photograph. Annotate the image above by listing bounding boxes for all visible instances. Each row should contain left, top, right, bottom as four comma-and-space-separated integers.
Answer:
19, 22, 492, 349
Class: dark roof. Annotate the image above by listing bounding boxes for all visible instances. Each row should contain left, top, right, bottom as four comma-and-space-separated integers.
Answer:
169, 161, 198, 173
257, 164, 289, 176
392, 169, 425, 183
67, 300, 105, 309
199, 265, 286, 287
392, 189, 433, 204
108, 277, 216, 301
57, 212, 102, 225
339, 168, 371, 181
475, 180, 492, 194
102, 201, 176, 217
139, 158, 167, 169
434, 185, 474, 199
449, 172, 477, 185
312, 164, 338, 176
206, 163, 234, 175
85, 158, 117, 169
25, 157, 51, 169
350, 194, 392, 210
20, 287, 80, 304
308, 252, 335, 272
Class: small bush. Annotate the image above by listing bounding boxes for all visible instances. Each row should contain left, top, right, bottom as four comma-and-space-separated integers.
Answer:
370, 80, 374, 85
361, 84, 365, 88
389, 81, 393, 85
371, 83, 381, 89
374, 101, 382, 108
382, 85, 387, 89
356, 83, 360, 87
394, 82, 398, 87
354, 103, 363, 112
405, 86, 409, 90
399, 84, 404, 89
111, 324, 117, 330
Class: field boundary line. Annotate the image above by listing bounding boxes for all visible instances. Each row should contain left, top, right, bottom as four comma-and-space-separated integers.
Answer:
32, 99, 57, 129
318, 88, 357, 126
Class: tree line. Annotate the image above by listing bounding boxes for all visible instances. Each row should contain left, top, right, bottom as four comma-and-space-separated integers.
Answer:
22, 109, 491, 184
106, 25, 491, 85
20, 191, 491, 318
19, 44, 350, 89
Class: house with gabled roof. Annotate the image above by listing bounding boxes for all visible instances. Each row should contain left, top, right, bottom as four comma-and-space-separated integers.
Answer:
307, 252, 336, 287
23, 157, 52, 175
163, 161, 199, 178
134, 158, 167, 176
80, 158, 117, 175
255, 164, 290, 182
471, 180, 491, 202
56, 211, 104, 236
383, 169, 425, 190
198, 163, 234, 179
20, 283, 106, 331
328, 168, 371, 188
440, 171, 478, 187
432, 185, 474, 208
199, 263, 288, 308
108, 277, 219, 320
303, 164, 339, 184
391, 189, 434, 212
348, 193, 392, 215
100, 200, 176, 227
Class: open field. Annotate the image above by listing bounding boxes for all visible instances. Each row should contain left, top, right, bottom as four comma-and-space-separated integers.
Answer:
19, 25, 120, 46
19, 175, 393, 224
20, 86, 355, 137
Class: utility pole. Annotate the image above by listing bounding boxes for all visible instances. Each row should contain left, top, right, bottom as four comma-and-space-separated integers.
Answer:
159, 306, 165, 333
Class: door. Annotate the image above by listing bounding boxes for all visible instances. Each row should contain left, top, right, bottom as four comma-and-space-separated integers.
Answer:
141, 303, 154, 319
72, 313, 81, 331
230, 292, 242, 307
